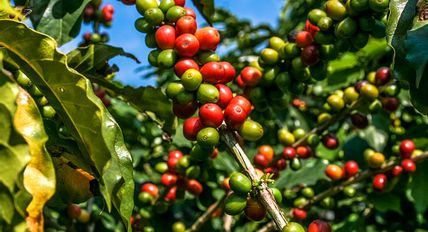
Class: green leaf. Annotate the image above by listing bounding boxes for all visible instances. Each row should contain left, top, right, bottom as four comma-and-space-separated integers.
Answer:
274, 159, 329, 188
192, 0, 215, 25
409, 160, 428, 213
0, 20, 134, 230
387, 0, 428, 114
357, 114, 389, 151
13, 88, 56, 231
0, 184, 14, 224
29, 0, 90, 45
212, 150, 239, 174
368, 193, 402, 214
67, 44, 140, 74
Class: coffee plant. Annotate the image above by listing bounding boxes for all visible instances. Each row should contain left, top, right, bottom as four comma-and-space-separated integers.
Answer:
1, 0, 428, 231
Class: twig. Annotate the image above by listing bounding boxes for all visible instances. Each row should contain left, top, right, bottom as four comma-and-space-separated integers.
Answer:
223, 214, 233, 232
220, 125, 288, 231
187, 193, 229, 232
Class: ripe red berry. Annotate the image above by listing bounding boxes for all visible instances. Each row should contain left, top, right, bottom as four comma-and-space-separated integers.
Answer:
173, 100, 197, 118
199, 103, 224, 127
102, 4, 114, 14
174, 58, 199, 77
174, 0, 186, 6
161, 173, 178, 186
200, 62, 226, 84
292, 208, 307, 220
375, 67, 391, 85
351, 112, 369, 129
283, 147, 297, 159
240, 66, 263, 86
228, 96, 252, 114
215, 84, 233, 108
295, 31, 313, 48
184, 7, 196, 18
264, 167, 279, 179
245, 198, 267, 221
308, 219, 332, 232
155, 25, 176, 50
195, 27, 220, 51
381, 97, 399, 112
399, 139, 415, 158
103, 12, 113, 22
235, 75, 246, 89
175, 33, 199, 57
305, 20, 320, 37
276, 158, 287, 170
373, 173, 387, 190
186, 179, 203, 196
390, 165, 403, 177
176, 16, 197, 35
121, 0, 136, 5
183, 117, 204, 140
220, 62, 236, 83
322, 134, 339, 150
401, 159, 416, 172
224, 104, 248, 129
140, 183, 159, 197
67, 204, 82, 219
296, 146, 312, 159
344, 160, 359, 177
325, 164, 344, 181
211, 148, 219, 158
300, 45, 320, 66
254, 154, 269, 167
165, 186, 177, 201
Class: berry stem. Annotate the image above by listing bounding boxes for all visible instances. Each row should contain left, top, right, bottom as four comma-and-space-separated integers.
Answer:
187, 193, 229, 232
220, 125, 288, 230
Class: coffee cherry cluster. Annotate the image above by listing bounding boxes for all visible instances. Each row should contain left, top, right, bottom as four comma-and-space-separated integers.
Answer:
325, 160, 359, 181
223, 172, 281, 221
253, 145, 286, 178
80, 0, 114, 46
66, 204, 91, 223
133, 0, 264, 161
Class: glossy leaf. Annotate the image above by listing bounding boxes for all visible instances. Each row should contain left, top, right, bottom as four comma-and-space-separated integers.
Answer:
0, 20, 134, 230
29, 0, 90, 45
387, 0, 428, 114
13, 88, 55, 232
192, 0, 215, 25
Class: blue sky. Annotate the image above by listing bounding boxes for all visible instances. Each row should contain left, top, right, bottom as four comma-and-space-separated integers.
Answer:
60, 0, 283, 87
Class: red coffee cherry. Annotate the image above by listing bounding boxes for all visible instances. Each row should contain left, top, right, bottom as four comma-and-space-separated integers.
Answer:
121, 0, 136, 5
276, 158, 287, 170
200, 62, 226, 84
308, 219, 332, 232
140, 183, 159, 197
390, 165, 403, 177
322, 133, 339, 150
325, 164, 344, 181
229, 96, 252, 114
220, 62, 236, 83
300, 45, 320, 66
295, 31, 313, 48
305, 20, 320, 37
283, 147, 297, 159
245, 198, 267, 221
195, 27, 220, 51
235, 75, 246, 89
240, 66, 263, 86
165, 186, 177, 201
183, 117, 204, 140
186, 179, 203, 196
173, 100, 197, 118
199, 103, 224, 127
224, 104, 248, 129
381, 97, 399, 112
174, 58, 199, 77
344, 160, 359, 177
254, 154, 269, 167
67, 204, 82, 219
184, 7, 196, 18
174, 0, 186, 7
161, 173, 178, 186
176, 16, 197, 35
373, 173, 387, 190
375, 66, 391, 85
292, 208, 307, 220
351, 112, 369, 129
296, 146, 312, 159
155, 25, 176, 50
175, 33, 199, 57
401, 159, 416, 173
399, 139, 415, 158
169, 150, 184, 160
215, 84, 233, 108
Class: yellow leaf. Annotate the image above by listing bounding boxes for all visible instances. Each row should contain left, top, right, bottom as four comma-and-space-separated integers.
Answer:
13, 88, 55, 232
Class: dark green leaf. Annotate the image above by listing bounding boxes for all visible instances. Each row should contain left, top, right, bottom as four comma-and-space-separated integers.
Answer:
192, 0, 215, 25
0, 20, 134, 230
357, 114, 389, 151
29, 0, 90, 45
409, 160, 428, 213
274, 159, 329, 188
368, 193, 402, 214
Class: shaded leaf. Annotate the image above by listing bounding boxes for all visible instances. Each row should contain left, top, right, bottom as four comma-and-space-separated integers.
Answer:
29, 0, 90, 45
0, 20, 134, 230
13, 89, 55, 232
368, 193, 402, 214
274, 159, 329, 188
0, 184, 14, 224
192, 0, 215, 25
409, 160, 428, 213
357, 114, 389, 151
